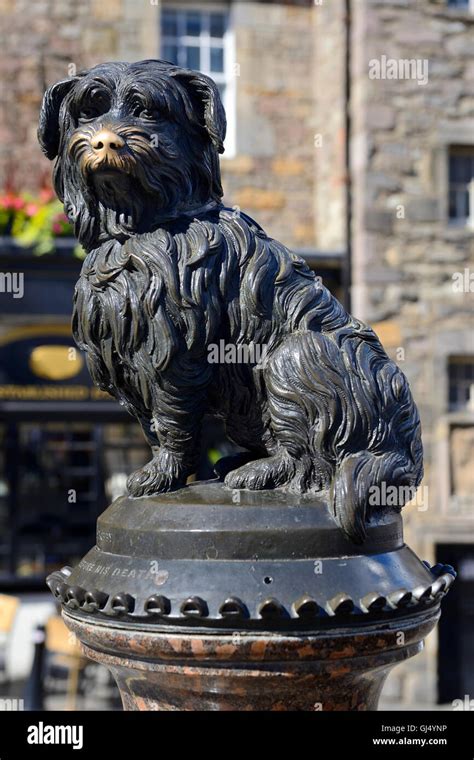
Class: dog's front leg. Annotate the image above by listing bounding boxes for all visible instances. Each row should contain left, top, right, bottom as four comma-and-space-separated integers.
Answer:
127, 362, 210, 498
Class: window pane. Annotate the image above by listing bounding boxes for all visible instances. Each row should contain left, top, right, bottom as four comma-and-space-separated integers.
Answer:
458, 190, 470, 220
449, 358, 474, 410
449, 148, 474, 221
186, 11, 201, 37
450, 155, 472, 184
210, 46, 224, 73
449, 189, 469, 221
210, 12, 226, 38
185, 46, 200, 70
162, 10, 178, 37
162, 43, 178, 64
449, 383, 458, 408
449, 155, 460, 182
448, 189, 456, 219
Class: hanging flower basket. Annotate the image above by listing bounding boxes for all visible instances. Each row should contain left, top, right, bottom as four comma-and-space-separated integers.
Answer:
0, 189, 84, 258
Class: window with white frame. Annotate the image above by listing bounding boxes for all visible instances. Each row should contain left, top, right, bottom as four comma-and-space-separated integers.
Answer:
161, 5, 236, 156
448, 357, 474, 412
448, 147, 474, 227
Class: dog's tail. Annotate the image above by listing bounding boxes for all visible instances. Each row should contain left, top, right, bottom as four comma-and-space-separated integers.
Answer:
332, 355, 423, 544
332, 449, 420, 544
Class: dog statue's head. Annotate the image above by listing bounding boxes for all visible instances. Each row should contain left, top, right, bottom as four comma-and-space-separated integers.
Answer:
38, 60, 226, 249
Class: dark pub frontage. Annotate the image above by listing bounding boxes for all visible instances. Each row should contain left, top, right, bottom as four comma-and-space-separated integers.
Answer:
0, 251, 149, 589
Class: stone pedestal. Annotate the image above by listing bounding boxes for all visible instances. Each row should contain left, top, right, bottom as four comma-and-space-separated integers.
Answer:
64, 608, 440, 711
47, 482, 455, 711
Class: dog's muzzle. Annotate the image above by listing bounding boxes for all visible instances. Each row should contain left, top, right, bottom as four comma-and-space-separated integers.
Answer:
89, 129, 125, 162
68, 125, 133, 178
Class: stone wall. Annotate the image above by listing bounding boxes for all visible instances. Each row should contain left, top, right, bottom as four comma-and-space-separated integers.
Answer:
349, 0, 474, 706
221, 1, 317, 249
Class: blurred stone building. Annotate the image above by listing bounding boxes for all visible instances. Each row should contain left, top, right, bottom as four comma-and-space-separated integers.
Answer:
0, 0, 472, 704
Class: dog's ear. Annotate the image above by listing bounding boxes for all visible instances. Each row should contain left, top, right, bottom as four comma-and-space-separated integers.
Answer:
38, 77, 79, 160
172, 69, 227, 154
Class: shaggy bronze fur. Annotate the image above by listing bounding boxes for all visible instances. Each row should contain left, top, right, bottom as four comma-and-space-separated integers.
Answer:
38, 60, 423, 543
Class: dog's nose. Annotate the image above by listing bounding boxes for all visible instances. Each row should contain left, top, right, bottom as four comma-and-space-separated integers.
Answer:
90, 129, 125, 154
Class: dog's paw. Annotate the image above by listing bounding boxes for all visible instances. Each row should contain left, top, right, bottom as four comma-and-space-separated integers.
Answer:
127, 451, 186, 497
214, 452, 260, 480
224, 453, 295, 491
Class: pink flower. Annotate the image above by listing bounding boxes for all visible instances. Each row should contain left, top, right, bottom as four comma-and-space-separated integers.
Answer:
25, 203, 39, 216
11, 196, 25, 210
39, 188, 54, 202
0, 193, 24, 210
52, 222, 62, 234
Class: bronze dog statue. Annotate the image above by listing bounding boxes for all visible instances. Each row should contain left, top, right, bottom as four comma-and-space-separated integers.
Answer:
38, 60, 423, 543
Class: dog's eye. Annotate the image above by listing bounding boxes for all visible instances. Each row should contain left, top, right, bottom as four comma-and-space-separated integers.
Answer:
133, 106, 156, 120
79, 106, 102, 122
78, 92, 110, 123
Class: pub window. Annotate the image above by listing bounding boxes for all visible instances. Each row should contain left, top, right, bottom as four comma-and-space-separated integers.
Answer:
161, 5, 236, 155
449, 146, 474, 227
448, 356, 474, 412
